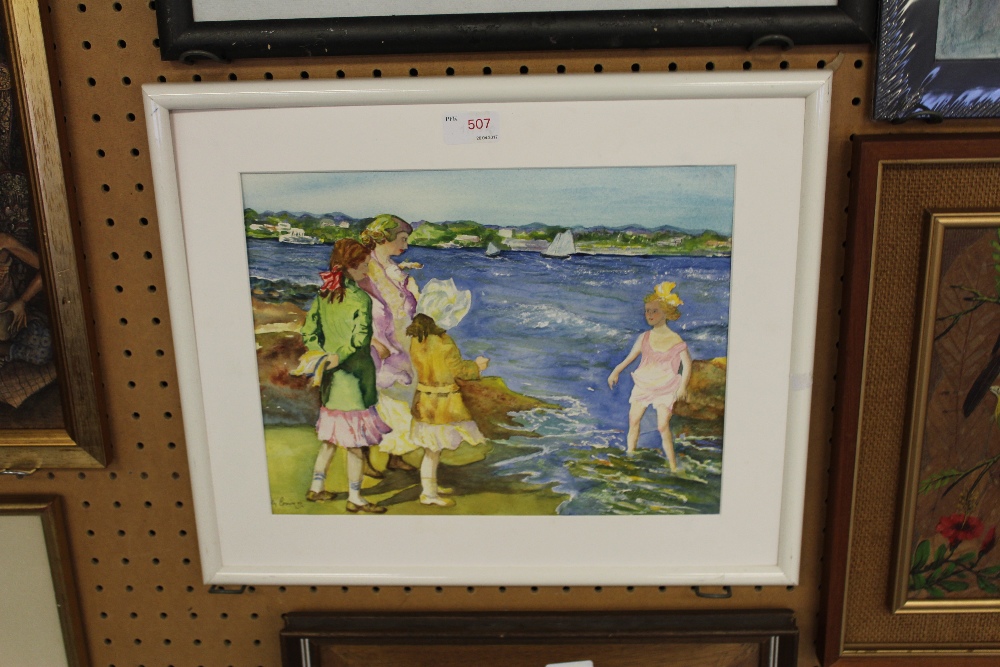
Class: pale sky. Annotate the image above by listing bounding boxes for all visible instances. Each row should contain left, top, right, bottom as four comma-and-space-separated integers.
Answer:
241, 166, 734, 235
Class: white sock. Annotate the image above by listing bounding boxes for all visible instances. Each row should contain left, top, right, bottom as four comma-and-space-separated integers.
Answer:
420, 450, 440, 497
310, 443, 337, 492
346, 449, 365, 504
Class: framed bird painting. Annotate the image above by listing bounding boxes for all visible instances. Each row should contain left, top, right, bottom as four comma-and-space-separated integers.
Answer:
822, 134, 1000, 667
894, 211, 1000, 612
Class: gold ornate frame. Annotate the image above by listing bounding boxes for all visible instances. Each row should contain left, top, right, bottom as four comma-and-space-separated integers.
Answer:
894, 211, 1000, 614
0, 0, 107, 470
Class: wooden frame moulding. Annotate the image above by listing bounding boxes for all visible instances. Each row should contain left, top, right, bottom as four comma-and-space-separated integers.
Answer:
280, 610, 799, 667
0, 0, 107, 470
822, 133, 1000, 666
0, 495, 90, 666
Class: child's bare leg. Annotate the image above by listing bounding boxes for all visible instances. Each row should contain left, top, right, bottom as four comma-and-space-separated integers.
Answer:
655, 407, 677, 471
626, 403, 646, 454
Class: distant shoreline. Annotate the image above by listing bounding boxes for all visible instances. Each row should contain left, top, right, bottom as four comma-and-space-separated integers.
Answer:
247, 236, 732, 259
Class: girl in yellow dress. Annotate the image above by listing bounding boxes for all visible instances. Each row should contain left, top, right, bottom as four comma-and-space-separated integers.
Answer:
406, 279, 488, 507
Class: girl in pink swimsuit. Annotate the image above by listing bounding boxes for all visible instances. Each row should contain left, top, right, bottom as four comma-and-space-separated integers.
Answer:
608, 282, 692, 471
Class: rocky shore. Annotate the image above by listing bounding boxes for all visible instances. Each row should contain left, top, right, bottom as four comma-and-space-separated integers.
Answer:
253, 299, 559, 438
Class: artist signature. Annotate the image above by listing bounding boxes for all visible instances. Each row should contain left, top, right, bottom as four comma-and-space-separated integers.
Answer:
274, 497, 305, 510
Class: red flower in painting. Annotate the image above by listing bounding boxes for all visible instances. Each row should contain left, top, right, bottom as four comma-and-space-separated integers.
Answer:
979, 527, 997, 558
936, 514, 984, 549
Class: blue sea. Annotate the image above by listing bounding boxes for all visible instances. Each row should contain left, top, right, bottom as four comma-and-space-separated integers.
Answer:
248, 239, 730, 515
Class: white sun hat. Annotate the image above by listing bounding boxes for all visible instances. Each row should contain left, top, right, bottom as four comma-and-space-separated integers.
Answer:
415, 278, 472, 330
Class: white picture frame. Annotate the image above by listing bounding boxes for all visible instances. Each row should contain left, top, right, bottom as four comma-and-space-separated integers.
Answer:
143, 71, 831, 586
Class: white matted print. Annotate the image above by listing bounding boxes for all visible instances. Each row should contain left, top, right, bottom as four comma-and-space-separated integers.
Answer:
0, 515, 69, 667
191, 0, 836, 21
0, 497, 86, 667
143, 72, 831, 585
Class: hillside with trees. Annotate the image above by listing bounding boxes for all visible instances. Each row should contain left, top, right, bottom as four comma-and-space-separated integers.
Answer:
245, 209, 731, 256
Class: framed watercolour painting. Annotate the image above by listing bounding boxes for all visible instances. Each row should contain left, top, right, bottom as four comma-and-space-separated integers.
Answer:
822, 135, 1000, 667
155, 0, 876, 61
0, 0, 107, 470
143, 71, 831, 585
875, 0, 1000, 120
279, 610, 799, 667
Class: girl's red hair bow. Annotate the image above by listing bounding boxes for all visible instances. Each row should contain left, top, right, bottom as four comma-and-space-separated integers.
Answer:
319, 268, 343, 295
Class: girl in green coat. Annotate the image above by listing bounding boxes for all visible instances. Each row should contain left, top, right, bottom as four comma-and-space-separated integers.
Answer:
302, 239, 390, 513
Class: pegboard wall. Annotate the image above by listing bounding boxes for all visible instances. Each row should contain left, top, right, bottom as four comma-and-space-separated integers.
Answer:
4, 2, 1000, 666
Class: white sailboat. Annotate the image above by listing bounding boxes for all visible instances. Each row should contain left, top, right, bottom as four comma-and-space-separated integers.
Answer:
278, 228, 321, 245
541, 230, 576, 258
485, 241, 502, 257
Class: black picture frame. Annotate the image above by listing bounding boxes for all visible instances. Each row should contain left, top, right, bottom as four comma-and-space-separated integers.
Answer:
280, 610, 799, 667
155, 1, 876, 62
875, 0, 1000, 120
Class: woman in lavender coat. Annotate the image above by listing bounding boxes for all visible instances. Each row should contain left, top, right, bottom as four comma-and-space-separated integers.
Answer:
359, 214, 423, 473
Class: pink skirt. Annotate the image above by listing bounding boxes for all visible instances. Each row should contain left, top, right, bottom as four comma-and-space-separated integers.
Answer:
316, 407, 391, 448
630, 368, 682, 410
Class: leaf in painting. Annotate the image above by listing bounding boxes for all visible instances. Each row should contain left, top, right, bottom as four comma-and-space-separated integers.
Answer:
924, 230, 1000, 488
912, 539, 931, 571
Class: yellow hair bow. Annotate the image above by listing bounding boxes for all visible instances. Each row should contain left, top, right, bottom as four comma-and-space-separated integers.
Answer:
654, 281, 683, 308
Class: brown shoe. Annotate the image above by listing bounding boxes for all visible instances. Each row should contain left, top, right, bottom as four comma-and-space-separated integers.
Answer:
386, 455, 417, 471
361, 446, 383, 478
346, 501, 387, 514
306, 490, 335, 502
